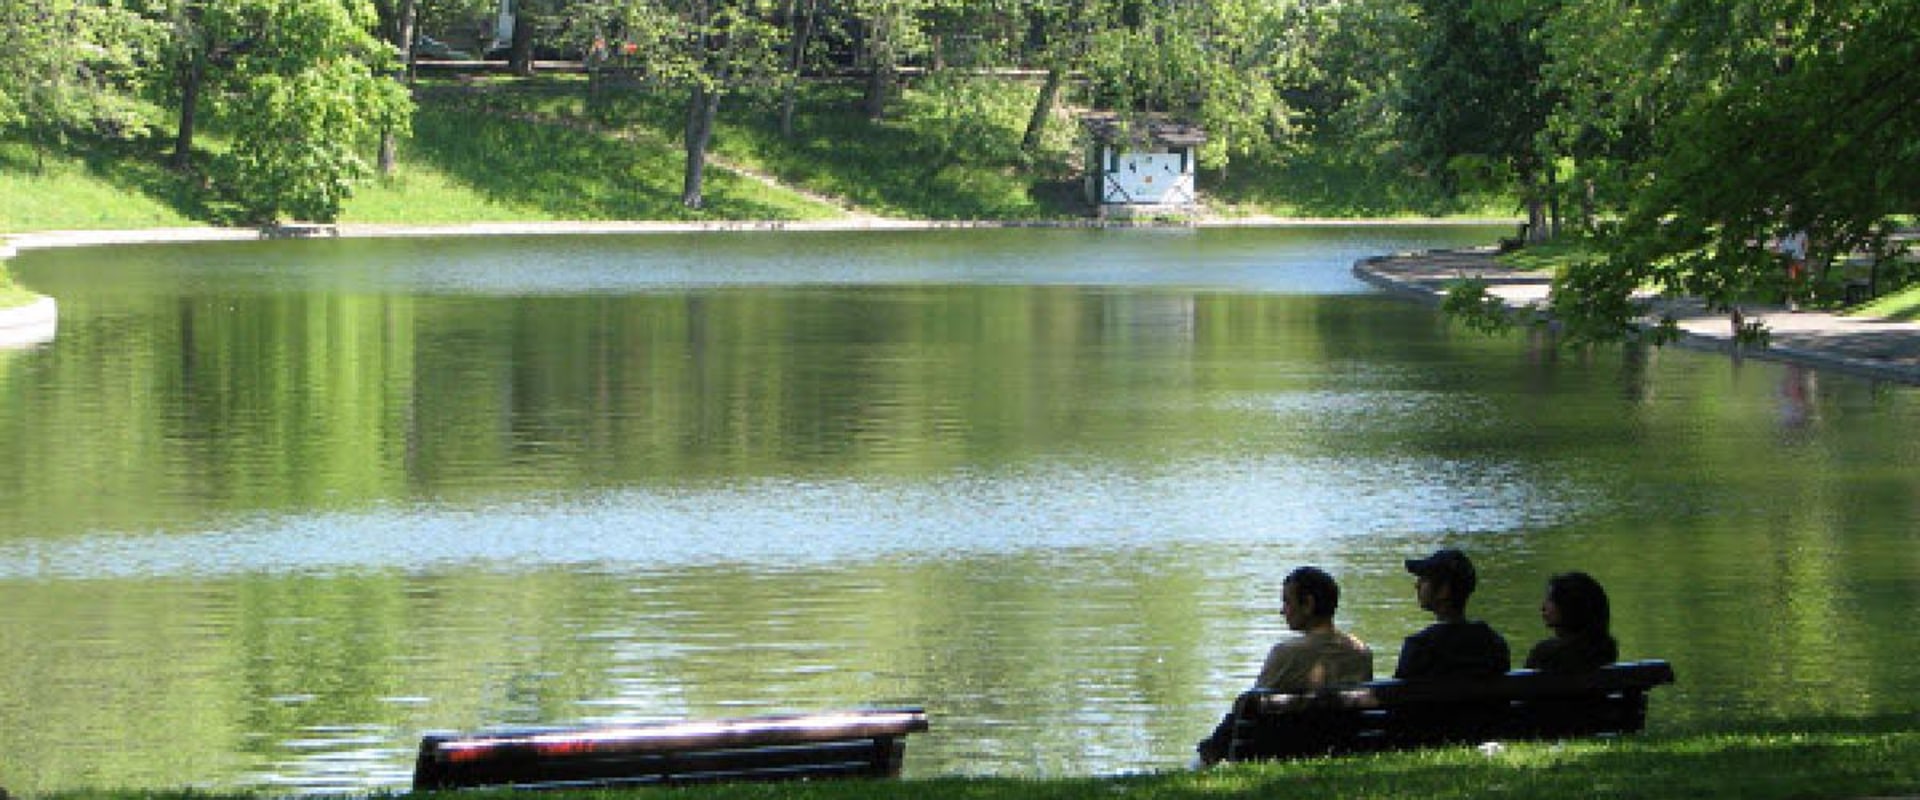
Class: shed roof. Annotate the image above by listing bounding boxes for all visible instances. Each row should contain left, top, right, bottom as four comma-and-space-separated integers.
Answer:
1082, 113, 1208, 147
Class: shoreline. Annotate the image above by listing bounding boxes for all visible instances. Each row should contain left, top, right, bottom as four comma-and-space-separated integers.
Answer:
1, 216, 1517, 253
1354, 248, 1920, 386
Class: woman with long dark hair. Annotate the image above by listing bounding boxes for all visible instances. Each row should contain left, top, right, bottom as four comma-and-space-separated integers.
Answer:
1524, 571, 1618, 672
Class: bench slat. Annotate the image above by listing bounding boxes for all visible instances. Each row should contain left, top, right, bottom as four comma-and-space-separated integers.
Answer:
415, 708, 926, 791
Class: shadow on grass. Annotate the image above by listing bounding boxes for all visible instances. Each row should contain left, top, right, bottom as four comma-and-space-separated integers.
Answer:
551, 80, 1087, 221
1209, 151, 1511, 219
409, 88, 829, 221
3, 132, 228, 226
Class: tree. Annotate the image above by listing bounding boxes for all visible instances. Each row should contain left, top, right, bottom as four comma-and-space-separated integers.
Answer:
181, 0, 413, 222
574, 0, 787, 209
1551, 0, 1920, 341
1399, 0, 1558, 240
1080, 0, 1305, 173
0, 0, 165, 154
1019, 0, 1099, 155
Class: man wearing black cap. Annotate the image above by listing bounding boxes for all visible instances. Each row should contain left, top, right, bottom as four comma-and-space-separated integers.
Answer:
1396, 548, 1510, 679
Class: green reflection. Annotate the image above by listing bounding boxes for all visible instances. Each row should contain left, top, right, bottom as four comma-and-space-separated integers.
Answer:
0, 231, 1917, 793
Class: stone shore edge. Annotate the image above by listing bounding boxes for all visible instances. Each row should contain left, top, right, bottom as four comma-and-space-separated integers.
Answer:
1352, 249, 1920, 386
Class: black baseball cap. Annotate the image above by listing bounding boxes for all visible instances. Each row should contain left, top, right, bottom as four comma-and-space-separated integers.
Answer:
1405, 548, 1477, 595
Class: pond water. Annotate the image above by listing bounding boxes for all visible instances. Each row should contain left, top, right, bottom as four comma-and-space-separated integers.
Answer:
2, 226, 1917, 794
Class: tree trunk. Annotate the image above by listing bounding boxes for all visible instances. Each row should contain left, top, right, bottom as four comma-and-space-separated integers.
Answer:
172, 46, 205, 170
861, 10, 895, 120
1021, 66, 1064, 154
682, 84, 722, 209
1544, 159, 1562, 240
1019, 0, 1087, 155
778, 0, 816, 138
509, 5, 536, 76
379, 0, 418, 175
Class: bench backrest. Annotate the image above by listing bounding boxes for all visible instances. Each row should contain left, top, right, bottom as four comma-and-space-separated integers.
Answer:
414, 708, 929, 791
1229, 660, 1675, 760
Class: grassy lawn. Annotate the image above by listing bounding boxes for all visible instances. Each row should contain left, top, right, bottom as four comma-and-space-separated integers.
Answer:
34, 717, 1920, 800
1847, 283, 1920, 321
0, 139, 200, 232
465, 75, 1085, 220
1495, 238, 1600, 274
0, 278, 41, 310
1209, 149, 1517, 219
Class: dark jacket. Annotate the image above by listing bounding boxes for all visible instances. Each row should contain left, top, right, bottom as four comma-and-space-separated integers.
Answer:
1524, 632, 1619, 673
1393, 620, 1511, 679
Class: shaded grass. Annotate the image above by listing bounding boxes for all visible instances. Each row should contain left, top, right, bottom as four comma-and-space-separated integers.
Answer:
389, 85, 844, 222
1207, 146, 1516, 219
481, 76, 1084, 220
35, 716, 1920, 800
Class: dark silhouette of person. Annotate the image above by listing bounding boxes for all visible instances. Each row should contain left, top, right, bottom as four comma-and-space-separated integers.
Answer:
1524, 571, 1619, 672
1395, 548, 1510, 679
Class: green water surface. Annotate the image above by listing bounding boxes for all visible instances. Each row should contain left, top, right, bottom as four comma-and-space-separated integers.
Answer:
1, 227, 1915, 793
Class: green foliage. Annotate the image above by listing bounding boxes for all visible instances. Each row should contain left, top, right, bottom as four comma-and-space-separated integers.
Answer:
1440, 276, 1517, 335
198, 0, 413, 223
1081, 0, 1305, 171
1399, 0, 1555, 196
1547, 251, 1663, 345
0, 0, 168, 144
1591, 0, 1920, 331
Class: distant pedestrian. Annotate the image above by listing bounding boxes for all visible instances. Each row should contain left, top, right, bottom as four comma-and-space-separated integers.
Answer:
1777, 228, 1810, 310
1524, 571, 1619, 672
1395, 548, 1510, 679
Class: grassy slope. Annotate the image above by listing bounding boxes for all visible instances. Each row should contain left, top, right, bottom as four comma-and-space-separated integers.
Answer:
1848, 283, 1920, 321
37, 719, 1920, 800
0, 139, 198, 232
1, 75, 1515, 234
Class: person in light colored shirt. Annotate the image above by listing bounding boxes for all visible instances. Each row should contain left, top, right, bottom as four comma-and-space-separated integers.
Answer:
1253, 566, 1374, 689
1195, 566, 1373, 765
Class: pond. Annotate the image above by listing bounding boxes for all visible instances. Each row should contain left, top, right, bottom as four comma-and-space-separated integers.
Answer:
2, 226, 1917, 794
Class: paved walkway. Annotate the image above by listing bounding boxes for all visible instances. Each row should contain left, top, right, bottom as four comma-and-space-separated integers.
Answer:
1355, 248, 1920, 385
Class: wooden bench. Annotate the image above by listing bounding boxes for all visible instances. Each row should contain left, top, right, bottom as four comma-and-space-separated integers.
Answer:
413, 708, 928, 791
1226, 660, 1675, 761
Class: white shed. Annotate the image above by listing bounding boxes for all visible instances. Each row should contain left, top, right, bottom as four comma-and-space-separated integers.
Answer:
1083, 114, 1208, 218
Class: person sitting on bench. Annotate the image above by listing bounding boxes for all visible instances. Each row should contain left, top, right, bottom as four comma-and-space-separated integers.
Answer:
1524, 571, 1618, 672
1396, 548, 1509, 679
1194, 566, 1373, 765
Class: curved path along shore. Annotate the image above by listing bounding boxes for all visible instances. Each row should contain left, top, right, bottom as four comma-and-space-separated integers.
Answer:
1355, 247, 1920, 386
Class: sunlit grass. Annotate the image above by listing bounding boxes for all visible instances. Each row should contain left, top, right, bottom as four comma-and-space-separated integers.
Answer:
0, 138, 198, 232
1495, 238, 1601, 274
1847, 283, 1920, 320
0, 273, 41, 309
